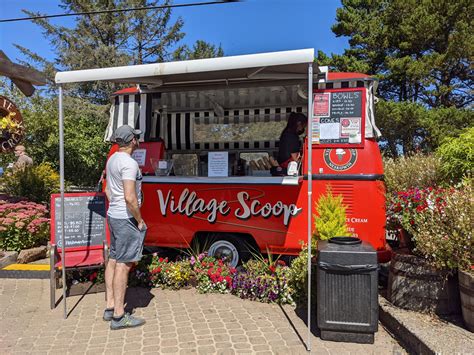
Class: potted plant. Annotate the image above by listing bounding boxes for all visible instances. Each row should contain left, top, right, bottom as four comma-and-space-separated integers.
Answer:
459, 267, 474, 332
387, 181, 473, 318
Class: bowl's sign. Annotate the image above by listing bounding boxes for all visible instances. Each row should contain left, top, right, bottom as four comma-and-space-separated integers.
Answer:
0, 96, 24, 152
157, 188, 301, 225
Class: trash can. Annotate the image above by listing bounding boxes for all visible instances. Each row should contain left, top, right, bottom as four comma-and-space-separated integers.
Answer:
317, 237, 378, 344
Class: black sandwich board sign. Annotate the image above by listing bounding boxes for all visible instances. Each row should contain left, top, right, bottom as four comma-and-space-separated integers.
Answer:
50, 193, 108, 251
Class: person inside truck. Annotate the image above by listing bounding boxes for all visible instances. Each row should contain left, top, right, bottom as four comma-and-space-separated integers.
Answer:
271, 112, 307, 176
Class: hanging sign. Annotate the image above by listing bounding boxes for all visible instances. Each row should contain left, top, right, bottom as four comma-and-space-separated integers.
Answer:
0, 96, 24, 152
312, 89, 363, 145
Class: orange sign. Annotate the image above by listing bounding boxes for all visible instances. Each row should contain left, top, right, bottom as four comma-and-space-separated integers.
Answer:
0, 95, 24, 152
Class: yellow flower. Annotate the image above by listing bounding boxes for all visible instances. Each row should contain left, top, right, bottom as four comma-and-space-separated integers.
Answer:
0, 112, 23, 134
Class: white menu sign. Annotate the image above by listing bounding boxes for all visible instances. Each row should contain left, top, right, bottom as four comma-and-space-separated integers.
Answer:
208, 152, 228, 177
132, 149, 146, 166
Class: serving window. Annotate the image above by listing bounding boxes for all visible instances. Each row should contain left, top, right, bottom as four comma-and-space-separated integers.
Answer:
194, 121, 285, 143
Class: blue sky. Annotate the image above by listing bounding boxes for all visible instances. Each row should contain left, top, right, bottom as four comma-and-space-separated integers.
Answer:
0, 0, 348, 64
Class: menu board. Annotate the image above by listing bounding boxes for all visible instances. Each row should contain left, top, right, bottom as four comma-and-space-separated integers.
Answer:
51, 193, 107, 249
312, 90, 363, 144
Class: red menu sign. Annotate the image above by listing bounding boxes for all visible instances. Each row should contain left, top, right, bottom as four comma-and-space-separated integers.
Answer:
313, 93, 330, 117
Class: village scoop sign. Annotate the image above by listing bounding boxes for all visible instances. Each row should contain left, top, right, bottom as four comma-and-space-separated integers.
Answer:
157, 188, 302, 225
0, 96, 24, 152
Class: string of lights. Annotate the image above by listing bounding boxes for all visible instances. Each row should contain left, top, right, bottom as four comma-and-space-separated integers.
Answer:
0, 0, 239, 23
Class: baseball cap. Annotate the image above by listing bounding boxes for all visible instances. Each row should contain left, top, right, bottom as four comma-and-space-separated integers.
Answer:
113, 125, 142, 144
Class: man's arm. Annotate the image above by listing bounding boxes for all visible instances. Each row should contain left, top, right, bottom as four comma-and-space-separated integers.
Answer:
123, 179, 145, 230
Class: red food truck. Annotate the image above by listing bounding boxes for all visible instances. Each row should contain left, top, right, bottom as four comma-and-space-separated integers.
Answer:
95, 49, 390, 266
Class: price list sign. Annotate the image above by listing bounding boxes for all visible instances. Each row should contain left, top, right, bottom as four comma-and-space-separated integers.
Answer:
51, 193, 107, 249
312, 90, 363, 145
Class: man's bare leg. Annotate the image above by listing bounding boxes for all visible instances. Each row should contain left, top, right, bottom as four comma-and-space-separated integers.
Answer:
112, 262, 132, 317
105, 259, 117, 309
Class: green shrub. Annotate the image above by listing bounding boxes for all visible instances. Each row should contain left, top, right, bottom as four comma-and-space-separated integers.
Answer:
383, 153, 445, 194
1, 163, 59, 204
287, 240, 317, 304
436, 127, 474, 183
406, 181, 473, 270
17, 95, 110, 188
0, 196, 50, 251
313, 189, 349, 240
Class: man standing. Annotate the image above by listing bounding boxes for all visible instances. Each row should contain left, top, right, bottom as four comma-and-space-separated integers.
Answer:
13, 145, 33, 170
104, 125, 146, 330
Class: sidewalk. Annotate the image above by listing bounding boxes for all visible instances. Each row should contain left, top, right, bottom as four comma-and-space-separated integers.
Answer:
0, 279, 406, 354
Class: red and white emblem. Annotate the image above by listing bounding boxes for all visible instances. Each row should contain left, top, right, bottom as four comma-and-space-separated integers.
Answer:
323, 148, 358, 171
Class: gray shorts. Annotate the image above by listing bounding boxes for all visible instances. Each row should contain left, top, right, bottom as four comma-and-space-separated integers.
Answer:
107, 216, 146, 263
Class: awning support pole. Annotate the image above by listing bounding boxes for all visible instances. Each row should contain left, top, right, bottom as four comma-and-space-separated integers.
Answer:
306, 63, 313, 352
58, 85, 67, 319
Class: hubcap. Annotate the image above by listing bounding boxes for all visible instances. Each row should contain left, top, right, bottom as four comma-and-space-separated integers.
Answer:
208, 240, 239, 267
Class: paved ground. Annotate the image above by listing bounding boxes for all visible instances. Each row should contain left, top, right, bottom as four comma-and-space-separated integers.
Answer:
0, 279, 406, 354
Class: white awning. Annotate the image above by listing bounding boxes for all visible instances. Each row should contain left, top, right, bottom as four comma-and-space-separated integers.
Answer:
55, 48, 315, 87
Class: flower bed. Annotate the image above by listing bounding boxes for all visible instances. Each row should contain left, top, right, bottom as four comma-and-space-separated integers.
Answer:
0, 195, 50, 252
386, 183, 472, 270
126, 252, 298, 305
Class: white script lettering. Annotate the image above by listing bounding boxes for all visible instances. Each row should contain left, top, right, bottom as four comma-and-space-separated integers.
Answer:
157, 189, 301, 226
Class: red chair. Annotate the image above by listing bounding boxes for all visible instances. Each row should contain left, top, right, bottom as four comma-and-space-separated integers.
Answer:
50, 193, 109, 309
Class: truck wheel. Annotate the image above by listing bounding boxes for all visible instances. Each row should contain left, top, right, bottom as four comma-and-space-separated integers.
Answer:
207, 238, 241, 268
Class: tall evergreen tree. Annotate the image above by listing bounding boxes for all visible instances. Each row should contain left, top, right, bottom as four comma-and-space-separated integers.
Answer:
15, 0, 187, 103
321, 0, 473, 108
173, 40, 224, 60
317, 0, 473, 156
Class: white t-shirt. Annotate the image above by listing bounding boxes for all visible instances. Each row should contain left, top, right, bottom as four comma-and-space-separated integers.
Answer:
106, 152, 142, 219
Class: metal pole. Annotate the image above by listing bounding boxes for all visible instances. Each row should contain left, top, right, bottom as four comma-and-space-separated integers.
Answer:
306, 63, 313, 351
58, 85, 67, 319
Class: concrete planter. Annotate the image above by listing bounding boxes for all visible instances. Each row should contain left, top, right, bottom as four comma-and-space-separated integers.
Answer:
387, 253, 461, 316
459, 269, 474, 332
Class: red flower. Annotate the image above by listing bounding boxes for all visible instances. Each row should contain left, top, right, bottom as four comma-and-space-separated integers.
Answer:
218, 259, 224, 266
225, 276, 231, 285
159, 257, 164, 262
229, 267, 237, 274
277, 260, 286, 266
218, 275, 224, 283
269, 265, 276, 273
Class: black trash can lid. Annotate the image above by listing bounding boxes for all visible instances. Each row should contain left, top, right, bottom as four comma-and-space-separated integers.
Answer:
328, 236, 362, 245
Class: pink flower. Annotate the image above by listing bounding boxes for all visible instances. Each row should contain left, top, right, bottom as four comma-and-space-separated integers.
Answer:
15, 222, 25, 228
3, 218, 14, 225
